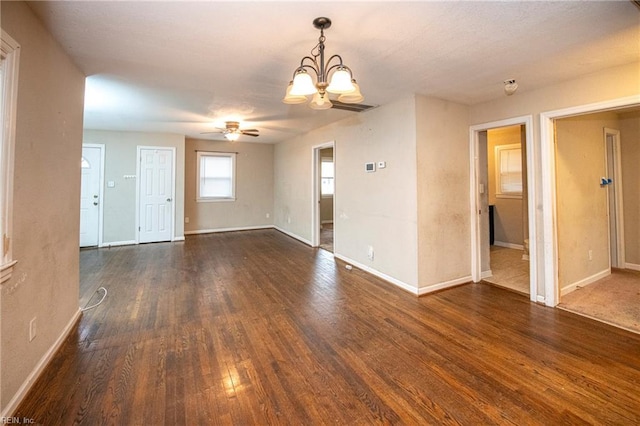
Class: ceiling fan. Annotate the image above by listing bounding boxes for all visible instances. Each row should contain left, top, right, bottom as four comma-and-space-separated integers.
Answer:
201, 121, 259, 141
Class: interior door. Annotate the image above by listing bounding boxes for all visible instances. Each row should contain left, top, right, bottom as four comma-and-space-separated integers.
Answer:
139, 148, 173, 243
80, 145, 102, 247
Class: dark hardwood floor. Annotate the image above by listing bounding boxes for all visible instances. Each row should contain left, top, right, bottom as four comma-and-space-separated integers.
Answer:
15, 230, 640, 424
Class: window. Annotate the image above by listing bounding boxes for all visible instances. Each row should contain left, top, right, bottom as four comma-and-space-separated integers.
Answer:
321, 158, 334, 196
1, 30, 19, 282
495, 144, 522, 198
196, 152, 236, 201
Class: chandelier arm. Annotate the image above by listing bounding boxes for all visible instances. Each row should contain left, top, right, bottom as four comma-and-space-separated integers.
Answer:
296, 63, 321, 80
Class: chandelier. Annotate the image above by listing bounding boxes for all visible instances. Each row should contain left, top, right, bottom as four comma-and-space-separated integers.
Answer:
282, 17, 364, 110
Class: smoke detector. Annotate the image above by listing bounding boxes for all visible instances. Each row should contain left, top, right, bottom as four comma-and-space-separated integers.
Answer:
504, 79, 518, 96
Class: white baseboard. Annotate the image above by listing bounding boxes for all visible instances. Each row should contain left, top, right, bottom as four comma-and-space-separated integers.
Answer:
184, 225, 273, 236
172, 236, 185, 242
494, 241, 524, 250
99, 240, 136, 248
560, 268, 610, 296
273, 226, 312, 246
625, 262, 640, 272
321, 220, 334, 225
2, 308, 82, 418
481, 269, 493, 279
333, 253, 419, 295
418, 275, 473, 296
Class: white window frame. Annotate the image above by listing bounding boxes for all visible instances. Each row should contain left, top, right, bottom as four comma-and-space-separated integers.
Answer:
495, 143, 522, 199
196, 151, 236, 202
320, 157, 334, 198
0, 30, 20, 284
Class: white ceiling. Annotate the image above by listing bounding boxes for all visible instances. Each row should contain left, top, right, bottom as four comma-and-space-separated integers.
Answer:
27, 1, 640, 143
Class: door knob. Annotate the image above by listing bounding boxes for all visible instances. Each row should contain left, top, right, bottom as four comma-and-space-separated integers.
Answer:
166, 198, 172, 202
93, 202, 99, 206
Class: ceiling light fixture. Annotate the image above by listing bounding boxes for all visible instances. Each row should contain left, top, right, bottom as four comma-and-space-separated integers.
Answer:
283, 17, 364, 109
504, 79, 518, 96
224, 132, 240, 142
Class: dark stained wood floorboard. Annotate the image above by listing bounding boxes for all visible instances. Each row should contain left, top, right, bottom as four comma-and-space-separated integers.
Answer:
15, 229, 640, 424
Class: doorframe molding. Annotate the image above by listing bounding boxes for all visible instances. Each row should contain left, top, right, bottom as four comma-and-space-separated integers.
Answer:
82, 143, 105, 247
603, 127, 625, 269
469, 115, 536, 302
311, 141, 335, 248
540, 95, 640, 307
135, 146, 177, 244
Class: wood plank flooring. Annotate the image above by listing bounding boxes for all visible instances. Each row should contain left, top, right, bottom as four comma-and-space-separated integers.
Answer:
15, 230, 640, 424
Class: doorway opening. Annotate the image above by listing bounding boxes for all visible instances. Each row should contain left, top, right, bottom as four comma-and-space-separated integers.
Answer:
470, 116, 537, 302
482, 125, 530, 295
311, 141, 335, 251
550, 106, 640, 333
540, 96, 640, 307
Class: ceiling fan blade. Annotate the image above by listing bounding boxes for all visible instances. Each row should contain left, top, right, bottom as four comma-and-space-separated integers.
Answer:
240, 129, 259, 133
241, 132, 260, 137
200, 131, 223, 135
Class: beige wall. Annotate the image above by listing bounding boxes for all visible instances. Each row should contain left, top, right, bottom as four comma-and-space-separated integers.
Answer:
487, 126, 523, 246
184, 139, 273, 232
416, 96, 471, 291
83, 130, 185, 243
1, 2, 85, 413
619, 111, 640, 267
469, 61, 640, 302
274, 97, 420, 290
555, 112, 619, 290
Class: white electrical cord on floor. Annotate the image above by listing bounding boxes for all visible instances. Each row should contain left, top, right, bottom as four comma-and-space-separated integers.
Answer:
81, 287, 108, 312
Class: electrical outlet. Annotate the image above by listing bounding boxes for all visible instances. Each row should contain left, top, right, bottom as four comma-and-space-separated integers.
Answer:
185, 217, 190, 224
367, 245, 374, 261
29, 317, 37, 342
266, 213, 270, 219
588, 250, 593, 261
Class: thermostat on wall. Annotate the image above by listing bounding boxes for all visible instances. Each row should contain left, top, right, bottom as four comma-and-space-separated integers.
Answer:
365, 162, 376, 173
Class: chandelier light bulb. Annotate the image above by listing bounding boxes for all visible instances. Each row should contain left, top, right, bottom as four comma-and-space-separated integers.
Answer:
338, 80, 364, 104
326, 67, 355, 94
282, 81, 308, 104
290, 70, 318, 96
309, 92, 332, 110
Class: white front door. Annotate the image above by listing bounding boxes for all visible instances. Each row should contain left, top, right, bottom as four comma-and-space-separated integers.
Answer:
139, 148, 173, 243
80, 145, 103, 247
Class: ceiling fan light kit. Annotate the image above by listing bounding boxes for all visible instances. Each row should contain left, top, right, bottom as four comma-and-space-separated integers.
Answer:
201, 121, 260, 141
283, 17, 365, 108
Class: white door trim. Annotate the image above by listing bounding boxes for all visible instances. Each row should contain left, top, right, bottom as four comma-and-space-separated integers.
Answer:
469, 115, 536, 302
311, 141, 335, 248
135, 146, 176, 244
540, 95, 640, 307
81, 143, 105, 247
604, 128, 625, 269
